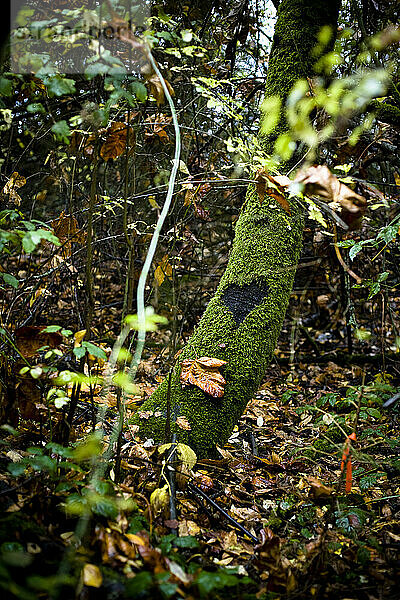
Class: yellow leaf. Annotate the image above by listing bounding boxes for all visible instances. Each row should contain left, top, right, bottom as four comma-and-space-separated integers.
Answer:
82, 563, 102, 588
176, 443, 197, 470
126, 533, 146, 545
74, 329, 87, 346
154, 255, 172, 286
149, 195, 161, 209
3, 172, 26, 192
150, 485, 169, 514
2, 171, 26, 205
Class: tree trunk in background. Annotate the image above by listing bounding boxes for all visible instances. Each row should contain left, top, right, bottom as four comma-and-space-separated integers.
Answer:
132, 0, 341, 457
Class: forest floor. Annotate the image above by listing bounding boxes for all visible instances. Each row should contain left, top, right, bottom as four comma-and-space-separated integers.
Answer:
1, 317, 400, 600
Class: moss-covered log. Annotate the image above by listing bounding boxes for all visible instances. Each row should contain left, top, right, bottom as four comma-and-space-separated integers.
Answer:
132, 0, 341, 457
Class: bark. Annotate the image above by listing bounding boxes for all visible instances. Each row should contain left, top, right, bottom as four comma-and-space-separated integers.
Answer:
131, 0, 341, 458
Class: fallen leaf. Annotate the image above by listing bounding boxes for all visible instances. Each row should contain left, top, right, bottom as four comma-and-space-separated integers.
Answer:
178, 519, 201, 537
150, 485, 169, 514
193, 202, 211, 221
176, 415, 191, 430
15, 326, 63, 358
144, 113, 172, 142
126, 533, 147, 545
82, 563, 102, 588
165, 558, 191, 584
307, 476, 334, 500
2, 172, 26, 205
180, 357, 227, 398
177, 443, 197, 470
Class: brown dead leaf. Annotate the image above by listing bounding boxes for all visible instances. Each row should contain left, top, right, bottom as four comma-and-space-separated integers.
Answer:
255, 169, 291, 214
193, 202, 211, 221
16, 367, 42, 420
15, 326, 63, 358
178, 519, 201, 537
2, 172, 26, 205
294, 165, 366, 230
307, 476, 334, 501
145, 72, 174, 106
100, 121, 135, 161
51, 211, 86, 256
254, 528, 297, 593
144, 114, 172, 143
176, 415, 191, 430
180, 357, 227, 398
70, 131, 96, 157
194, 472, 213, 491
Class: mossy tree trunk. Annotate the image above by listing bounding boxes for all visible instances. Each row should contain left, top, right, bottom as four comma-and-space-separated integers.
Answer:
132, 0, 341, 457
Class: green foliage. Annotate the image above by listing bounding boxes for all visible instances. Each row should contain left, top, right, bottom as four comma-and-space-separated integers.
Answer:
51, 120, 71, 144
44, 75, 76, 97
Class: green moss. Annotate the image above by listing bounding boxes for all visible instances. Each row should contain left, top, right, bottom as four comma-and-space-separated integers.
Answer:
131, 187, 304, 457
313, 439, 334, 453
325, 424, 345, 443
371, 101, 400, 127
261, 0, 341, 153
130, 0, 341, 458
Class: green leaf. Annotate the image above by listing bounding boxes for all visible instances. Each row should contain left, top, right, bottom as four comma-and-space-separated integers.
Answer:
366, 407, 381, 419
125, 307, 168, 332
45, 442, 74, 458
112, 372, 139, 395
42, 325, 61, 332
181, 29, 193, 42
27, 103, 45, 113
0, 78, 13, 96
51, 120, 71, 144
54, 397, 69, 409
367, 282, 381, 299
22, 229, 60, 253
260, 96, 281, 135
274, 132, 295, 161
45, 75, 76, 97
82, 342, 107, 360
2, 273, 19, 288
72, 434, 102, 461
129, 80, 147, 103
8, 461, 27, 476
377, 224, 398, 243
349, 242, 364, 261
125, 572, 153, 596
85, 63, 111, 79
73, 346, 86, 359
377, 271, 389, 283
174, 535, 199, 548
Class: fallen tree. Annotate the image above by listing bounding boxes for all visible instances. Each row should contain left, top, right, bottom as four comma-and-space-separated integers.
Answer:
132, 0, 341, 457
